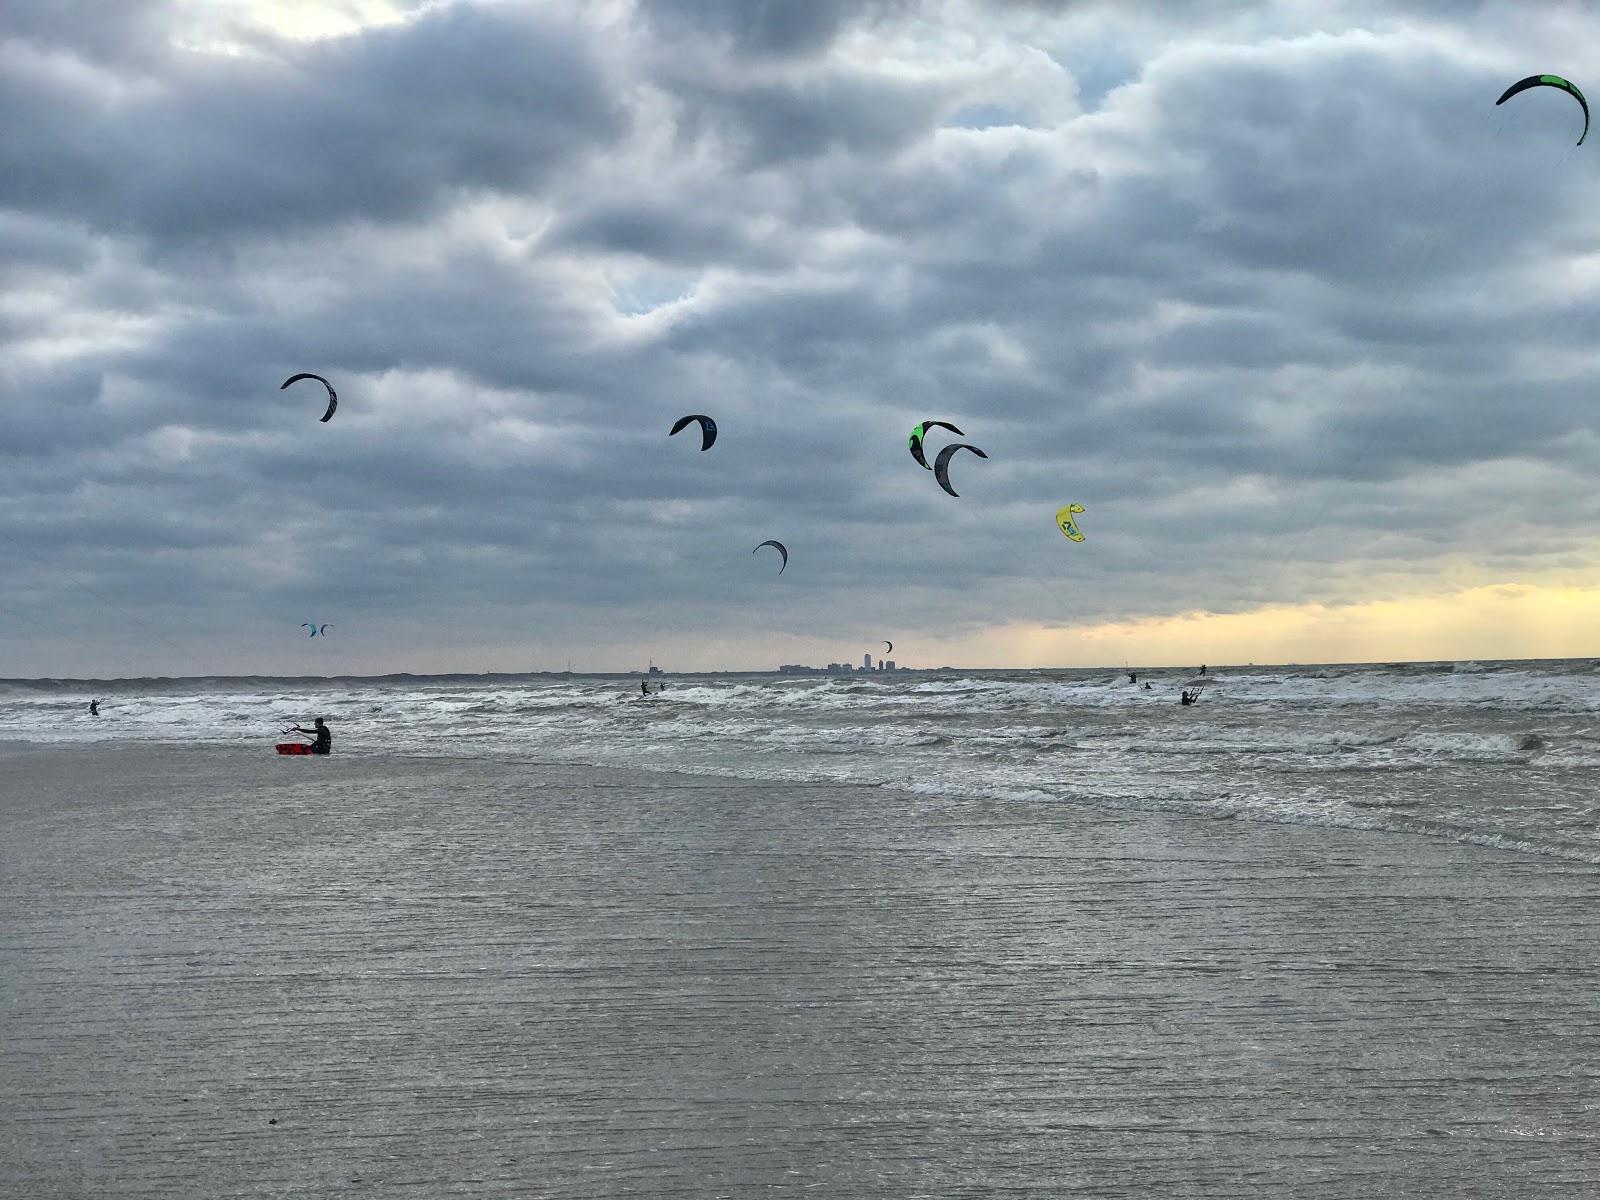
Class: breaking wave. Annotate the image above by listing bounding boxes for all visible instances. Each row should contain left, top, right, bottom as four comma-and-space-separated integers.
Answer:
3, 657, 1598, 862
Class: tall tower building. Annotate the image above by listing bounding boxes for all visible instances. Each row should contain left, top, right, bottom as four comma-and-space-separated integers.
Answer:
864, 652, 873, 670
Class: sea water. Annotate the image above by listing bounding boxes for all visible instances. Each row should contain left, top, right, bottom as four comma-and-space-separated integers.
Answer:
5, 672, 1600, 1196
3, 659, 1599, 862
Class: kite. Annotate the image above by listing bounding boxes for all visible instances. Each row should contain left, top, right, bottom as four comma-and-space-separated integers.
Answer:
669, 413, 717, 451
300, 623, 333, 637
753, 539, 788, 574
908, 420, 963, 470
1056, 503, 1086, 542
281, 373, 338, 422
1496, 74, 1589, 145
884, 640, 893, 654
932, 442, 987, 498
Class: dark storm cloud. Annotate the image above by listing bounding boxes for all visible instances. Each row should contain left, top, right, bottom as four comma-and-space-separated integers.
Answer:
3, 0, 1599, 674
653, 59, 959, 168
0, 4, 625, 240
637, 0, 909, 58
0, 0, 169, 62
547, 200, 768, 266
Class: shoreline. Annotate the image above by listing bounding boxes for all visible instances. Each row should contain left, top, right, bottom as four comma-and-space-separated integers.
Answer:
4, 743, 1599, 1197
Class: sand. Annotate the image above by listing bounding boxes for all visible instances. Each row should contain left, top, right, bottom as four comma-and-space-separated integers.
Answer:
3, 741, 1598, 1198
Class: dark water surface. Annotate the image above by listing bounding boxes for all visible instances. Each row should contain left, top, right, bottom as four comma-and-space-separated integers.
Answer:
7, 659, 1600, 863
3, 744, 1598, 1197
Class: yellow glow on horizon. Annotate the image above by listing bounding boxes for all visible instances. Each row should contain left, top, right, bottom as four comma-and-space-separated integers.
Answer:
917, 582, 1600, 668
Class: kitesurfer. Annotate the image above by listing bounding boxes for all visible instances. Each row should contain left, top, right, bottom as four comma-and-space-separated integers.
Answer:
88, 699, 99, 716
641, 681, 650, 697
1180, 689, 1199, 706
754, 540, 789, 573
1127, 672, 1137, 684
1199, 665, 1207, 676
1143, 682, 1153, 691
1496, 74, 1590, 146
669, 414, 717, 451
292, 717, 332, 754
933, 442, 987, 498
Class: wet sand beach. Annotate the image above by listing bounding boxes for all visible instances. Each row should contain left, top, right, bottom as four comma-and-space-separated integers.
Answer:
3, 741, 1598, 1198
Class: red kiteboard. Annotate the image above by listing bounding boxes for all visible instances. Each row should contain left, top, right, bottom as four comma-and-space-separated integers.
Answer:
276, 743, 314, 755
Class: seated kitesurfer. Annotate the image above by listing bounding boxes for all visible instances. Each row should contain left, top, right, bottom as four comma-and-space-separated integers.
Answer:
292, 717, 332, 754
1180, 689, 1198, 706
1127, 672, 1137, 684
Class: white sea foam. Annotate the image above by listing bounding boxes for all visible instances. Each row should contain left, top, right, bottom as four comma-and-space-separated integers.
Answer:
4, 659, 1598, 860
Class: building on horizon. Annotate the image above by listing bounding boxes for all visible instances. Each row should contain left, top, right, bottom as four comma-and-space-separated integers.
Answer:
783, 660, 902, 675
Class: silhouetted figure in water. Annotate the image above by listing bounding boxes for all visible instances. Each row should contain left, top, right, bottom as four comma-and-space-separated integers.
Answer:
88, 699, 99, 716
291, 717, 331, 754
642, 681, 649, 696
1127, 672, 1137, 684
1143, 683, 1153, 691
1180, 689, 1199, 706
1199, 664, 1207, 676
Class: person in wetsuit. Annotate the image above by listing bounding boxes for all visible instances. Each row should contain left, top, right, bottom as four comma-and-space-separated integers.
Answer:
292, 717, 332, 754
88, 699, 99, 716
1180, 689, 1198, 706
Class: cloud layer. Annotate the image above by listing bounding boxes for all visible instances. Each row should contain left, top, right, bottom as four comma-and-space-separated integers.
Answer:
3, 0, 1598, 674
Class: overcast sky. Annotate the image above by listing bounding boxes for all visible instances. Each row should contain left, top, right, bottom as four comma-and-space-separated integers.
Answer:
4, 0, 1600, 676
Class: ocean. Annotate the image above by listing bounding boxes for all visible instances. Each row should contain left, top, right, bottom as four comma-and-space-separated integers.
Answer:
5, 657, 1598, 863
6, 664, 1600, 1195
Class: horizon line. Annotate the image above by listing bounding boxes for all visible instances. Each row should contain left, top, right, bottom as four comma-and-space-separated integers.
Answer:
2, 653, 1592, 687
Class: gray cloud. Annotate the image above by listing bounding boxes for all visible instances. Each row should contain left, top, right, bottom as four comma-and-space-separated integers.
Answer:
0, 0, 169, 62
3, 0, 1599, 674
662, 67, 958, 167
0, 4, 626, 240
637, 0, 910, 58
